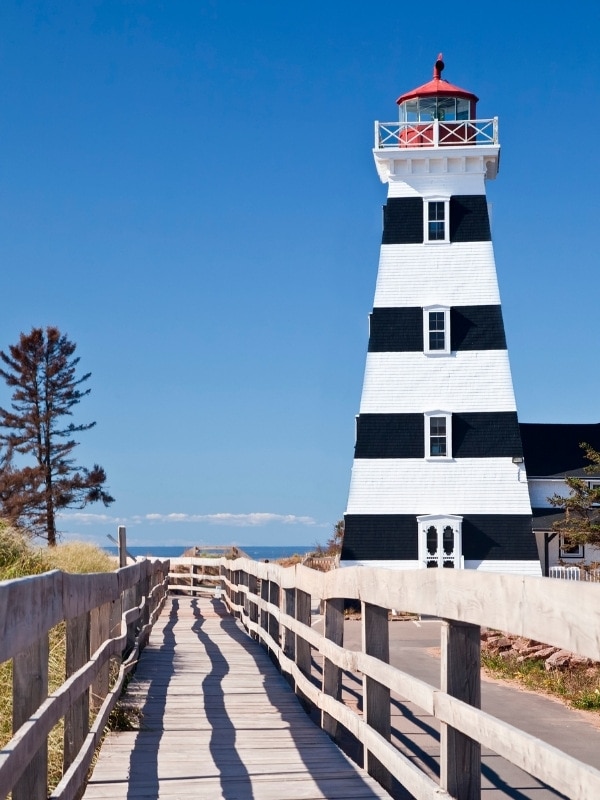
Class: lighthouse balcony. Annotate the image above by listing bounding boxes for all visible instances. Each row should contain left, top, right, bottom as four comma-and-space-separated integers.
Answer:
375, 118, 498, 149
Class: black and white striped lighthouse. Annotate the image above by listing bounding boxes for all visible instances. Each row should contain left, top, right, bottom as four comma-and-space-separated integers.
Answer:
341, 56, 541, 575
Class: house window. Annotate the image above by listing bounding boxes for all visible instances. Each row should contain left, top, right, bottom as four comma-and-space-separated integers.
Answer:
588, 481, 600, 506
559, 535, 584, 559
423, 305, 450, 355
425, 199, 449, 242
425, 411, 452, 459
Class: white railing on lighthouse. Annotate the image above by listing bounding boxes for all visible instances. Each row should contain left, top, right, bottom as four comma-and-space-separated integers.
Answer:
375, 117, 499, 149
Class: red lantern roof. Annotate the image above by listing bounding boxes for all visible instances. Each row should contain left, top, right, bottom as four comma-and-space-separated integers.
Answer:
396, 55, 478, 105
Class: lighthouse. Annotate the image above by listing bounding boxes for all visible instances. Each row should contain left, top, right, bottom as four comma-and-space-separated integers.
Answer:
341, 56, 541, 575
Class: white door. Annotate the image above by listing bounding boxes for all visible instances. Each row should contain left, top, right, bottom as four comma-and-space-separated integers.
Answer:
417, 515, 463, 569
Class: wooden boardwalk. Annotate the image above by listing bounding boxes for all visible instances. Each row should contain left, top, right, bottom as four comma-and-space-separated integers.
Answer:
83, 595, 391, 799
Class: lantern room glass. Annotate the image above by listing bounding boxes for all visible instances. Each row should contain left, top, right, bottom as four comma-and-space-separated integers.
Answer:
399, 97, 470, 123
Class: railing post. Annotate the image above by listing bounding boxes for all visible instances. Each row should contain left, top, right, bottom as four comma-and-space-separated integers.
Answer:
122, 577, 137, 656
441, 619, 481, 799
362, 602, 392, 792
260, 577, 269, 640
248, 572, 259, 639
268, 578, 280, 646
221, 563, 229, 605
322, 597, 344, 740
233, 567, 241, 616
118, 525, 127, 568
241, 569, 249, 620
12, 633, 49, 800
283, 587, 296, 661
190, 560, 196, 597
64, 612, 90, 784
238, 569, 245, 615
90, 600, 111, 711
141, 562, 151, 631
295, 588, 312, 706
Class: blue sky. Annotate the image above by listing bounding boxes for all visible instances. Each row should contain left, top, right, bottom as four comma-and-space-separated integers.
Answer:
1, 2, 599, 549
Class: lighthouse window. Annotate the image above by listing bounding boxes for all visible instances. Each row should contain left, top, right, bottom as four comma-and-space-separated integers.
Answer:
429, 313, 445, 349
425, 412, 452, 460
428, 202, 445, 239
399, 97, 471, 123
425, 200, 449, 243
430, 417, 447, 456
423, 305, 451, 355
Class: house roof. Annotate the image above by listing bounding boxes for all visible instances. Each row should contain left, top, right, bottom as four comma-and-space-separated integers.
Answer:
520, 422, 600, 477
531, 507, 565, 530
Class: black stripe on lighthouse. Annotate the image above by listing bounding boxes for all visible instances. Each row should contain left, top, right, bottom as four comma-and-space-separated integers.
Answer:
368, 306, 507, 352
354, 412, 523, 459
381, 195, 491, 244
341, 514, 538, 561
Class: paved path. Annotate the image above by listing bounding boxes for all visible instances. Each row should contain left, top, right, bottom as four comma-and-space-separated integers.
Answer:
330, 617, 600, 799
82, 597, 390, 799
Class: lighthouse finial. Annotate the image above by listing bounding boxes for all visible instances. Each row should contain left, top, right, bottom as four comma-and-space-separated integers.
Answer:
434, 54, 445, 79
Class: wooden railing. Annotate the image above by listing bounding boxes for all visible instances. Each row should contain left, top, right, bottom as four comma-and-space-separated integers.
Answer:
206, 558, 600, 800
168, 556, 223, 596
0, 558, 169, 800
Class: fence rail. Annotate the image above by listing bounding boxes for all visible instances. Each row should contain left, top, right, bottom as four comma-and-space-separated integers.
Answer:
204, 558, 600, 800
167, 556, 223, 596
5, 556, 599, 800
0, 558, 169, 800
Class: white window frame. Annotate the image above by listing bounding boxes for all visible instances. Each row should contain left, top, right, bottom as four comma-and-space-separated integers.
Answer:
588, 480, 600, 507
423, 305, 451, 355
423, 197, 450, 244
424, 411, 452, 460
559, 534, 584, 559
416, 514, 463, 569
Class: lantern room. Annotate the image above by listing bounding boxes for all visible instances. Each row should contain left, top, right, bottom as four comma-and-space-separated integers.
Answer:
397, 55, 478, 123
373, 54, 497, 156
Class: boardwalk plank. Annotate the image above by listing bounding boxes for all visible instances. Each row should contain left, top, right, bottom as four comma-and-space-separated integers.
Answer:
82, 597, 390, 800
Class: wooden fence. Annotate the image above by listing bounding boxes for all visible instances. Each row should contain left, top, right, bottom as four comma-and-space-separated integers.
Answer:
167, 556, 223, 596
208, 558, 600, 800
0, 558, 169, 800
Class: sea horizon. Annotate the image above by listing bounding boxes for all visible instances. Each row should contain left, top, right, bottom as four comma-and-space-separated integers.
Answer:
103, 544, 315, 561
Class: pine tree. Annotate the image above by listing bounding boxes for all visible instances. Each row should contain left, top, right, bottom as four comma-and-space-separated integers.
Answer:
548, 443, 600, 547
0, 327, 114, 545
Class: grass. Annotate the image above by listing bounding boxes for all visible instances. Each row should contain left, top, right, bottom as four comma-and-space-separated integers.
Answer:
481, 651, 600, 712
0, 523, 115, 792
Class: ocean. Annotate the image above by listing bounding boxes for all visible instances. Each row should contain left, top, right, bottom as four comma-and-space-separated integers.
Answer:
103, 545, 315, 561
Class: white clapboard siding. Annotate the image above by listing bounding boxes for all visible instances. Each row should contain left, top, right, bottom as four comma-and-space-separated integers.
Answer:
346, 458, 531, 514
374, 242, 501, 308
527, 478, 571, 508
340, 559, 542, 576
464, 560, 542, 576
359, 351, 516, 413
340, 559, 424, 569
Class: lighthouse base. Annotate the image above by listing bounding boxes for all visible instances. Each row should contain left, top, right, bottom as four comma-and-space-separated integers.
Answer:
339, 558, 541, 576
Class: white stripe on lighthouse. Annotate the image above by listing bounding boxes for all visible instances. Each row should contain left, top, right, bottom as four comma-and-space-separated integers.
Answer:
374, 242, 501, 308
346, 458, 531, 515
359, 351, 517, 413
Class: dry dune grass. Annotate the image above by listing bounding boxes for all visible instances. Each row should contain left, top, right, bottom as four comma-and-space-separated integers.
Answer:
0, 523, 114, 791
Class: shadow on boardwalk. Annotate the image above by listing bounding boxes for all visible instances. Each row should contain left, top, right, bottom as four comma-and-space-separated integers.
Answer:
83, 596, 390, 799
